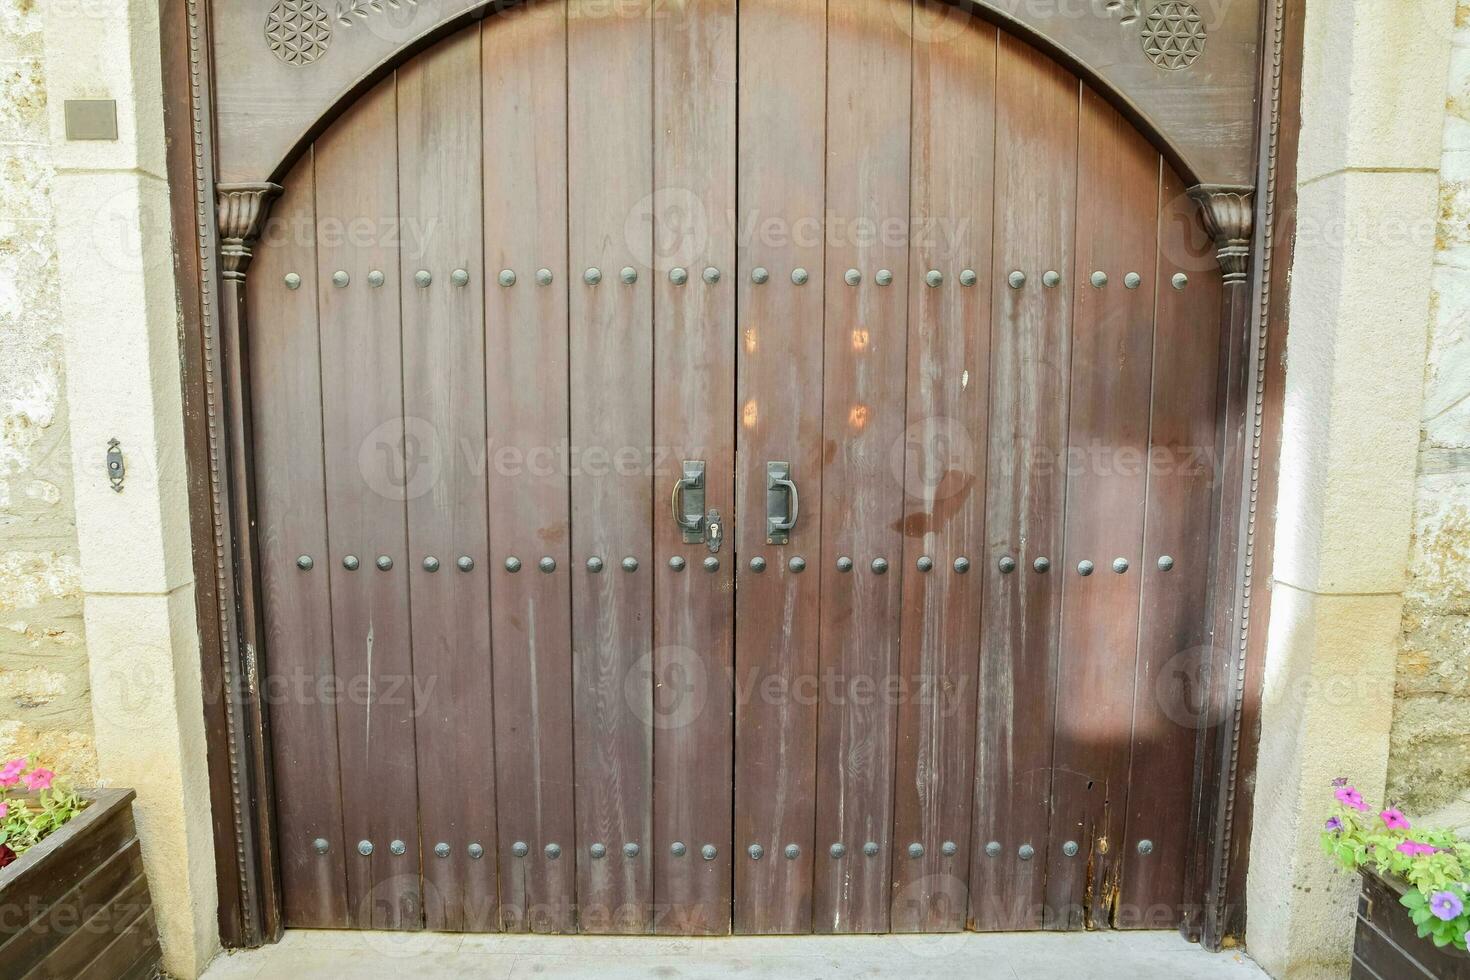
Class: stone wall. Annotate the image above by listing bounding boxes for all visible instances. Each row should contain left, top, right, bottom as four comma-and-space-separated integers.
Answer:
0, 0, 96, 782
1388, 0, 1470, 817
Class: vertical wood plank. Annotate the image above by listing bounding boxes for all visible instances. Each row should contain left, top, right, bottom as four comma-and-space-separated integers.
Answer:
250, 154, 349, 928
482, 0, 576, 935
812, 0, 912, 935
650, 0, 737, 937
1118, 165, 1223, 927
890, 10, 996, 934
731, 0, 827, 936
397, 26, 497, 933
967, 34, 1078, 933
314, 77, 422, 931
568, 0, 655, 934
1045, 87, 1161, 931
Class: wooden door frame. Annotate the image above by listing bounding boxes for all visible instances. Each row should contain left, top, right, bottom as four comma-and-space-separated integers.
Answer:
157, 0, 1304, 949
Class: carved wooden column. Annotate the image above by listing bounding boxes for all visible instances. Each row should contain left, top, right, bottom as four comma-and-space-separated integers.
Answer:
1182, 182, 1257, 948
214, 180, 285, 946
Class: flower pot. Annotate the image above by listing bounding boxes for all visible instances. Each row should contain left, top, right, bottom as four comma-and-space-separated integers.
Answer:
1354, 870, 1470, 980
0, 788, 161, 978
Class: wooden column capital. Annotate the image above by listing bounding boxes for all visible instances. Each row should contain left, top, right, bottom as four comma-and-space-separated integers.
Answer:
1187, 184, 1255, 284
217, 182, 283, 280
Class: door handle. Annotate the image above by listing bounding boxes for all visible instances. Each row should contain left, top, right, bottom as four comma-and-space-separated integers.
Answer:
673, 460, 706, 544
766, 461, 799, 545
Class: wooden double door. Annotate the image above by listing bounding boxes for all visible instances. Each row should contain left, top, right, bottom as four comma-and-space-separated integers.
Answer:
249, 0, 1224, 938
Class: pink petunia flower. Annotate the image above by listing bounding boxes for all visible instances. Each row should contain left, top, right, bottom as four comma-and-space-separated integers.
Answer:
1397, 840, 1437, 858
1335, 786, 1369, 812
0, 802, 8, 820
0, 757, 27, 788
22, 768, 54, 792
1381, 809, 1411, 830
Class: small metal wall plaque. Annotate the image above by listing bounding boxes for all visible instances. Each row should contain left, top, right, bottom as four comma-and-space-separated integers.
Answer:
64, 100, 119, 141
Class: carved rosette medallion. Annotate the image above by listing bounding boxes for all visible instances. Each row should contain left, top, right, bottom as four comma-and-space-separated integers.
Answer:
1187, 184, 1255, 284
1141, 1, 1207, 71
266, 0, 332, 66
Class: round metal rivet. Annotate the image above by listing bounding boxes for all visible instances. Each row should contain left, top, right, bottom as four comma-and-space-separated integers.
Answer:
284, 273, 302, 290
1137, 840, 1154, 855
357, 840, 373, 856
1158, 555, 1175, 572
343, 555, 360, 571
498, 269, 516, 287
587, 557, 604, 573
917, 556, 934, 573
871, 558, 889, 575
313, 838, 330, 855
584, 267, 602, 285
537, 269, 555, 286
423, 556, 440, 573
590, 843, 607, 859
1019, 844, 1036, 861
1033, 557, 1051, 573
942, 841, 958, 857
670, 267, 689, 285
703, 267, 721, 284
1063, 841, 1079, 857
844, 268, 861, 286
332, 270, 350, 288
752, 267, 769, 284
620, 267, 638, 285
1090, 271, 1108, 288
1008, 270, 1026, 289
1172, 272, 1189, 291
505, 557, 522, 573
1113, 557, 1130, 574
512, 840, 529, 857
749, 557, 766, 573
451, 269, 470, 287
863, 842, 880, 857
669, 556, 686, 572
876, 269, 894, 286
671, 842, 687, 857
545, 843, 562, 859
954, 557, 971, 574
538, 556, 556, 573
622, 557, 639, 573
792, 268, 809, 285
998, 556, 1017, 574
1043, 270, 1061, 288
434, 842, 450, 858
1124, 272, 1142, 290
748, 844, 764, 860
469, 843, 485, 860
788, 557, 806, 573
376, 555, 393, 571
623, 842, 640, 858
703, 556, 720, 573
390, 839, 406, 856
1078, 560, 1094, 577
985, 841, 1001, 858
908, 843, 924, 859
960, 269, 978, 287
457, 556, 474, 572
836, 556, 853, 573
368, 270, 385, 288
830, 843, 846, 859
296, 555, 314, 571
701, 844, 717, 861
415, 270, 432, 288
782, 844, 799, 860
926, 269, 943, 287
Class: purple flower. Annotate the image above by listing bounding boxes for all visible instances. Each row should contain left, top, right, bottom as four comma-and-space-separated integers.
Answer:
1332, 776, 1349, 788
1430, 891, 1465, 922
1324, 817, 1344, 832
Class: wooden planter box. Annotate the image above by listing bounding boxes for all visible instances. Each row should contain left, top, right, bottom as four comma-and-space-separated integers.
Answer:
1353, 870, 1470, 980
0, 789, 161, 979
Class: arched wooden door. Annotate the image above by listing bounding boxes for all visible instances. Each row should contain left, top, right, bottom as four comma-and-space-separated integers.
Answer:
247, 0, 1223, 938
